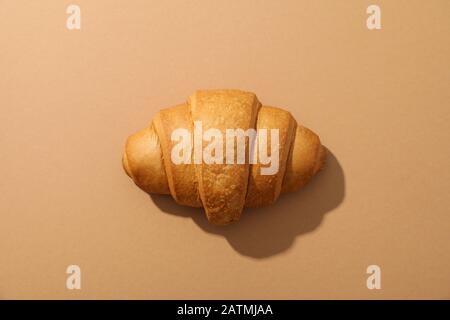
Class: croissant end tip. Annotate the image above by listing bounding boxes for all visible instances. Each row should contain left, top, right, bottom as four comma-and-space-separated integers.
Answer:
314, 145, 327, 174
122, 152, 132, 178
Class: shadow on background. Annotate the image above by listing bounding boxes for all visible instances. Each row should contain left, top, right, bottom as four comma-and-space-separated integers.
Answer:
151, 148, 345, 258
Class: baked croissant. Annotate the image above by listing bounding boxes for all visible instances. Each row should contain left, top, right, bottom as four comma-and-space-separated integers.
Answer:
123, 90, 325, 225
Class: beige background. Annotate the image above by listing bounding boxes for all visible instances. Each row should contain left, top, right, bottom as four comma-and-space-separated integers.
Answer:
0, 0, 449, 299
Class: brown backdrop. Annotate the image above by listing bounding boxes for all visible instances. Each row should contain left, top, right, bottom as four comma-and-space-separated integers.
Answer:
0, 0, 449, 299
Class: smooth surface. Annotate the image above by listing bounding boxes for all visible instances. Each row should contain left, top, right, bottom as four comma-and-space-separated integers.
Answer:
0, 0, 449, 299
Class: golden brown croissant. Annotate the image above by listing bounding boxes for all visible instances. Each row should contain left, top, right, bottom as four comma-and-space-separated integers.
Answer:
123, 90, 325, 225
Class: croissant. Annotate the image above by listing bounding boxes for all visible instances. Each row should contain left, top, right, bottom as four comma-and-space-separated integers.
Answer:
123, 90, 325, 225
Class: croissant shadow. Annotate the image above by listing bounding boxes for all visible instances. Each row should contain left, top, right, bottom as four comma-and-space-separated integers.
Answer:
150, 148, 345, 258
